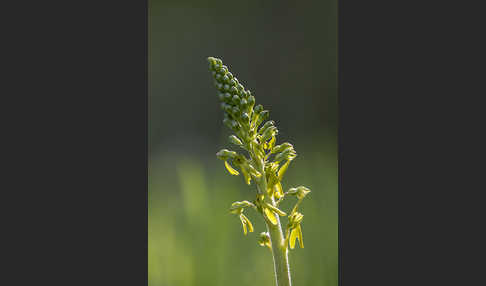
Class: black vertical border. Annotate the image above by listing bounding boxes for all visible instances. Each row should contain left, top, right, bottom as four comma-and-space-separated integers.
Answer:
338, 0, 484, 284
6, 0, 150, 284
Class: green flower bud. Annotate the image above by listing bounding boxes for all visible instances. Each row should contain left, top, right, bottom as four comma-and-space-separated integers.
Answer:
218, 93, 225, 101
240, 98, 248, 110
219, 65, 228, 74
259, 120, 275, 135
232, 105, 240, 113
261, 126, 278, 142
230, 120, 240, 131
229, 79, 237, 86
226, 72, 233, 80
229, 135, 243, 146
255, 110, 269, 128
216, 83, 223, 91
254, 104, 263, 114
241, 112, 250, 125
222, 74, 230, 83
207, 56, 217, 66
215, 73, 222, 81
232, 95, 241, 105
224, 84, 230, 91
216, 149, 237, 160
224, 93, 232, 102
237, 83, 244, 91
247, 95, 255, 110
287, 186, 311, 200
224, 104, 233, 114
274, 148, 296, 162
230, 86, 239, 95
272, 142, 293, 154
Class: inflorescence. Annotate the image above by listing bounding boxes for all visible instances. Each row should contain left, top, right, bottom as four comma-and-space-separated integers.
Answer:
207, 56, 311, 250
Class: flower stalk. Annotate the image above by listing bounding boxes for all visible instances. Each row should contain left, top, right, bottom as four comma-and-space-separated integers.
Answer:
207, 57, 312, 286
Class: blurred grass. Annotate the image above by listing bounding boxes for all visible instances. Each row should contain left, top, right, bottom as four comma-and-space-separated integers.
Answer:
149, 141, 337, 286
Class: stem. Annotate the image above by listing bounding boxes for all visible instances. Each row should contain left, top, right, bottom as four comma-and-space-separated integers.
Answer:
266, 207, 292, 286
256, 170, 292, 286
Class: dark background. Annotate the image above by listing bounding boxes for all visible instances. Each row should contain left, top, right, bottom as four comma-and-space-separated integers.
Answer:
149, 0, 337, 286
149, 0, 337, 157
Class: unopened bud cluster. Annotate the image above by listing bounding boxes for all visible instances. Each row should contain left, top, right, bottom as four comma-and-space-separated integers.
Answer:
208, 57, 258, 143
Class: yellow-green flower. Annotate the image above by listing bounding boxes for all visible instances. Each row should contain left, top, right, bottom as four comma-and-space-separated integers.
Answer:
238, 213, 254, 235
229, 201, 256, 235
224, 160, 239, 175
263, 208, 278, 225
289, 224, 303, 249
287, 212, 304, 249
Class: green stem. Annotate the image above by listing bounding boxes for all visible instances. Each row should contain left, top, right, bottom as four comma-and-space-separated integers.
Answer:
266, 207, 292, 286
256, 168, 291, 286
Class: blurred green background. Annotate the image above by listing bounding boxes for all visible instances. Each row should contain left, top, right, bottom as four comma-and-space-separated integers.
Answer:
149, 1, 337, 285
